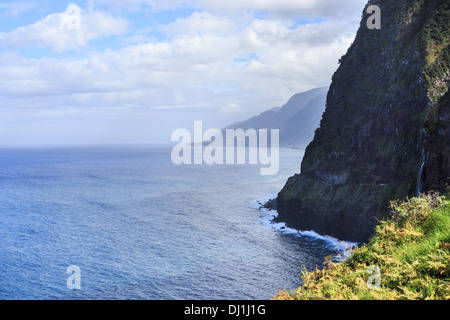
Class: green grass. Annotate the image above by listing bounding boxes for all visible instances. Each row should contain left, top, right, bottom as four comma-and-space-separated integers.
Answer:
273, 192, 450, 300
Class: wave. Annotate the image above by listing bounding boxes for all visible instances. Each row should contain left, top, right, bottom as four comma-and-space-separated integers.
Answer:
253, 194, 359, 261
263, 176, 289, 183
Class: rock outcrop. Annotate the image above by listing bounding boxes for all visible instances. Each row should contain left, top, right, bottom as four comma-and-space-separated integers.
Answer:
276, 0, 450, 242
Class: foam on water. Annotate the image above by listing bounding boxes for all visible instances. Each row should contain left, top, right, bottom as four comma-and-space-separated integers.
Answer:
253, 195, 359, 261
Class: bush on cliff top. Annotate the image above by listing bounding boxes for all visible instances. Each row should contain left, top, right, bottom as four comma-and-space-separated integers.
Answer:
273, 192, 450, 300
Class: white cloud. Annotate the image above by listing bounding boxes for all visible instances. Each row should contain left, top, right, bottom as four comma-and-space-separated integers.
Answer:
194, 0, 367, 18
0, 0, 368, 145
87, 0, 367, 17
0, 12, 355, 108
87, 0, 191, 12
0, 2, 36, 17
0, 3, 129, 52
161, 11, 238, 37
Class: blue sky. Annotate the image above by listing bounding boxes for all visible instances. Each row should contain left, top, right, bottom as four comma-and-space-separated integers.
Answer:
0, 0, 367, 146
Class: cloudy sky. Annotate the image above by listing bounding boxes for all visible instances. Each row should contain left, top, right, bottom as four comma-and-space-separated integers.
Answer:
0, 0, 367, 146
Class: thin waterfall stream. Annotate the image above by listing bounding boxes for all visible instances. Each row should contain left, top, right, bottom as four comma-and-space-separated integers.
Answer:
416, 162, 425, 197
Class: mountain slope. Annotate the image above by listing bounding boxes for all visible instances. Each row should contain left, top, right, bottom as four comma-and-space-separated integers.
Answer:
276, 0, 450, 242
274, 193, 450, 300
224, 87, 328, 148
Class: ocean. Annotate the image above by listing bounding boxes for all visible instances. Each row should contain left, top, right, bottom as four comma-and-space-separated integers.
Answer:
0, 146, 354, 300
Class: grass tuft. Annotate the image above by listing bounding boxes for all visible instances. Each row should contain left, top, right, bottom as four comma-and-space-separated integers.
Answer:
273, 192, 450, 300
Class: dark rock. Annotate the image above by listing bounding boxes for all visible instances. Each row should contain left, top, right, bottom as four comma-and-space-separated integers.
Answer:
276, 0, 450, 243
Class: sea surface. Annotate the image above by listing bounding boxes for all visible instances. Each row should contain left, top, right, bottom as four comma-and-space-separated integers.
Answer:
0, 146, 354, 300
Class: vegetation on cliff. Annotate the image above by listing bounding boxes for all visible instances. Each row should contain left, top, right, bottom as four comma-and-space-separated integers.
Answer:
272, 0, 449, 301
273, 192, 450, 300
276, 0, 450, 243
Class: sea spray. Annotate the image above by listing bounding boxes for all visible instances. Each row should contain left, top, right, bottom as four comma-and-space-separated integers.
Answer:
254, 195, 358, 262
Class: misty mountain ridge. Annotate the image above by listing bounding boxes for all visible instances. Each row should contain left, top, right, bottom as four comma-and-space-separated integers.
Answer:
223, 86, 328, 149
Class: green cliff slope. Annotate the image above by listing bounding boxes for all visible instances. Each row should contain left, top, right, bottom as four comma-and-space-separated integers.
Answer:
274, 192, 450, 300
276, 0, 450, 242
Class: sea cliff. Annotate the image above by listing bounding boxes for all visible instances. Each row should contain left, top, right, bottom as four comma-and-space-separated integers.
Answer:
276, 0, 450, 243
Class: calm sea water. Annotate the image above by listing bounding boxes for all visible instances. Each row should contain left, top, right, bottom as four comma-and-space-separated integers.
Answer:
0, 147, 350, 300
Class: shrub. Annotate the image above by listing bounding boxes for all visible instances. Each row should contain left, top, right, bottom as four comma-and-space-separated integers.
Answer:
273, 192, 450, 300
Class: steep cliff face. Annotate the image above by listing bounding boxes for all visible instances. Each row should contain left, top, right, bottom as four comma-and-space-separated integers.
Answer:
276, 0, 450, 242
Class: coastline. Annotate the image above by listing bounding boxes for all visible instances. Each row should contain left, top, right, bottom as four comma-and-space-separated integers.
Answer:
254, 194, 359, 261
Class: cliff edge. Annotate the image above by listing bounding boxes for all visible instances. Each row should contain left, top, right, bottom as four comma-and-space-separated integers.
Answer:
276, 0, 450, 242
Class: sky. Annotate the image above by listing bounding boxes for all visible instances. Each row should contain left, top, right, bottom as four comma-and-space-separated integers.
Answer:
0, 0, 367, 146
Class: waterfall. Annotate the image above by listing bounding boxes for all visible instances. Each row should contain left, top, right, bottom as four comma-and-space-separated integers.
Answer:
416, 162, 425, 197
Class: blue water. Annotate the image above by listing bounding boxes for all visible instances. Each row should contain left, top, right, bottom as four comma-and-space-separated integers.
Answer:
0, 147, 345, 300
